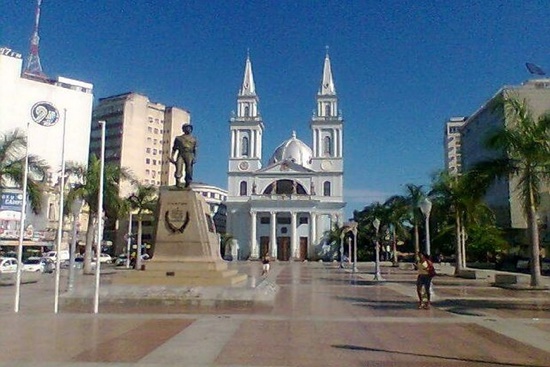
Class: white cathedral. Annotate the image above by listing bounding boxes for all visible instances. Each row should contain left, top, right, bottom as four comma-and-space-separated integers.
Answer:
225, 52, 345, 261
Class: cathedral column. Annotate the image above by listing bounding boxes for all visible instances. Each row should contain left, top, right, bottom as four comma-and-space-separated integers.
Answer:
310, 212, 317, 249
291, 212, 298, 259
250, 210, 258, 259
270, 211, 277, 258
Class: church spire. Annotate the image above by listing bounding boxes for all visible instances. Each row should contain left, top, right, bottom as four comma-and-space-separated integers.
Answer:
319, 47, 336, 95
239, 52, 256, 96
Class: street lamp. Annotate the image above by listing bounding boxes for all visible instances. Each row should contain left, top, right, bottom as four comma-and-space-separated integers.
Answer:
419, 197, 432, 256
67, 198, 83, 292
373, 218, 383, 281
339, 229, 345, 269
94, 120, 106, 314
345, 221, 358, 273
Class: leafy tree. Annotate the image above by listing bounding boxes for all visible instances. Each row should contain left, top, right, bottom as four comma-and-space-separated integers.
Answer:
470, 95, 550, 287
127, 184, 157, 269
383, 195, 412, 264
0, 129, 49, 213
65, 155, 133, 274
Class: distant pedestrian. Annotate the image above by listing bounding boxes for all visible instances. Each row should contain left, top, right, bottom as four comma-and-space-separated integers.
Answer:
416, 252, 435, 309
261, 256, 270, 276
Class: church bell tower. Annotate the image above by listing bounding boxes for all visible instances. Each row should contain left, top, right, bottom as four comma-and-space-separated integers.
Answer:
228, 54, 264, 174
310, 50, 343, 173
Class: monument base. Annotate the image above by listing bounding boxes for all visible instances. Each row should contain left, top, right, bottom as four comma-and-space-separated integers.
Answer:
113, 261, 248, 286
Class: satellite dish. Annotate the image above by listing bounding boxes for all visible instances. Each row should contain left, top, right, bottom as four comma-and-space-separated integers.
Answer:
526, 62, 546, 76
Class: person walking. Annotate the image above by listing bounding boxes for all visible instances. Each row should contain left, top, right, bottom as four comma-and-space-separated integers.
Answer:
261, 255, 270, 276
416, 252, 435, 309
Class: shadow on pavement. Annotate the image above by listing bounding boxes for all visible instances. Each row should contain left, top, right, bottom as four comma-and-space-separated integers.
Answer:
332, 344, 547, 367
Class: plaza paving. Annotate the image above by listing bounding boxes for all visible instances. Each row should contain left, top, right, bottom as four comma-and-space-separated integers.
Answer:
1, 261, 550, 366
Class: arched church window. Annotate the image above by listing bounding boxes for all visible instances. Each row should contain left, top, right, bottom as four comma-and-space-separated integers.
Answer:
325, 103, 331, 116
240, 181, 248, 196
323, 181, 331, 196
244, 105, 250, 117
323, 136, 332, 156
241, 136, 249, 156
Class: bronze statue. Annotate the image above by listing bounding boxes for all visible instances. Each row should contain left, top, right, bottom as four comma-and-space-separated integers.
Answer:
170, 124, 197, 188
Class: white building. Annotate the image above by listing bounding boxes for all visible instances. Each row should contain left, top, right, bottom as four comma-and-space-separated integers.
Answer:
0, 46, 93, 235
226, 53, 345, 261
0, 47, 93, 177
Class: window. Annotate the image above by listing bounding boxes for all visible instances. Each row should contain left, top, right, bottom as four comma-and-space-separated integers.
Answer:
240, 181, 247, 196
153, 159, 157, 165
146, 169, 150, 175
277, 217, 291, 225
325, 104, 331, 116
148, 117, 153, 123
146, 148, 151, 153
323, 136, 332, 156
154, 139, 158, 145
154, 128, 158, 134
299, 217, 308, 224
244, 105, 250, 117
148, 127, 152, 133
153, 149, 157, 155
260, 217, 270, 224
241, 136, 249, 156
145, 158, 151, 164
323, 181, 331, 196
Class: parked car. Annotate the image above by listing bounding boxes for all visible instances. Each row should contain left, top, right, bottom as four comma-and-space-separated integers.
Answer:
22, 257, 46, 272
44, 250, 70, 262
115, 253, 149, 266
0, 257, 18, 273
93, 253, 113, 264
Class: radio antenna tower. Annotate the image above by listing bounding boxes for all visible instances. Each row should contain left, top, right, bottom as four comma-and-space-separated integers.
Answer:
24, 0, 46, 78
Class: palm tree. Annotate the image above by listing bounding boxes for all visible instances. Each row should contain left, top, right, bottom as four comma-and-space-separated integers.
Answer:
403, 184, 425, 254
470, 95, 550, 287
0, 129, 49, 213
430, 171, 493, 273
127, 184, 157, 269
66, 155, 133, 274
383, 195, 411, 264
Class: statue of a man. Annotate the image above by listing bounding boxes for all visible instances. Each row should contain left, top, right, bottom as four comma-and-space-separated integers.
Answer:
170, 124, 197, 188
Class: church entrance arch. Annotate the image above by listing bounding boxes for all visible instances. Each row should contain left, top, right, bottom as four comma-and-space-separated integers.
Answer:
277, 237, 290, 261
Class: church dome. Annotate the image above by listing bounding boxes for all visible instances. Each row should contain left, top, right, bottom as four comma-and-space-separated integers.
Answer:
268, 131, 313, 169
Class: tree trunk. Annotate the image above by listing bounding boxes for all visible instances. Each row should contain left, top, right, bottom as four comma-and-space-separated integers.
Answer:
527, 188, 542, 287
461, 225, 467, 268
135, 215, 143, 270
413, 223, 420, 254
84, 214, 96, 274
454, 210, 464, 274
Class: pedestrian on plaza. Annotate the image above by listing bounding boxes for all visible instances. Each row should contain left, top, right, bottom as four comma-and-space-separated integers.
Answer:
261, 255, 270, 276
416, 252, 435, 309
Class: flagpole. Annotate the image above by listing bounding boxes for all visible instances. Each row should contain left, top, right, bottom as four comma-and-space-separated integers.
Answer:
14, 122, 30, 313
54, 109, 68, 314
93, 120, 106, 314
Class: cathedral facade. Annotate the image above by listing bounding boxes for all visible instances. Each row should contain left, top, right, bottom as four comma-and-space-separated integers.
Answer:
226, 53, 345, 261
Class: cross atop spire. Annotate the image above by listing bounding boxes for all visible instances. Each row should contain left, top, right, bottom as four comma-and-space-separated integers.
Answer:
239, 53, 256, 96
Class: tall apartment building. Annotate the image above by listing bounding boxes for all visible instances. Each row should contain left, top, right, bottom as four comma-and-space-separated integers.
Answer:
90, 92, 191, 198
444, 117, 467, 176
460, 79, 550, 247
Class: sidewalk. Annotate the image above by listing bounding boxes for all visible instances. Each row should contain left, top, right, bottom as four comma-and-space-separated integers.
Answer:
0, 261, 549, 366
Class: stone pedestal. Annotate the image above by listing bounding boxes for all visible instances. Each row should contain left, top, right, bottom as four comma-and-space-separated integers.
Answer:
116, 187, 246, 286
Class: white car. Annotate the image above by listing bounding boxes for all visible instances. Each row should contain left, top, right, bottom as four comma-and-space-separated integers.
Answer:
22, 257, 46, 272
94, 253, 113, 264
0, 257, 18, 273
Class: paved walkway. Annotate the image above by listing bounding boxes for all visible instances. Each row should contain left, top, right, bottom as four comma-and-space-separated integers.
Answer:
0, 262, 549, 366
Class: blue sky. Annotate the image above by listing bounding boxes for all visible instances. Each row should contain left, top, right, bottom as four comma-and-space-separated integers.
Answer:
2, 0, 549, 217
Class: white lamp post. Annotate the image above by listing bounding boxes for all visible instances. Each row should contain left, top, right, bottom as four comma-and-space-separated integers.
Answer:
373, 218, 383, 281
67, 198, 83, 292
419, 197, 432, 256
347, 221, 358, 273
93, 120, 106, 314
